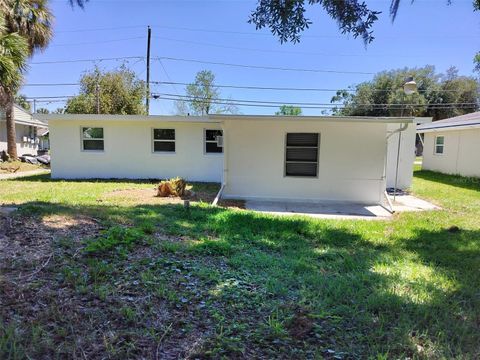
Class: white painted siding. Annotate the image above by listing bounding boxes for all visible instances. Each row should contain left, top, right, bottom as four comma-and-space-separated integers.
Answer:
49, 119, 223, 181
0, 122, 40, 156
221, 119, 387, 204
422, 129, 480, 177
386, 123, 417, 189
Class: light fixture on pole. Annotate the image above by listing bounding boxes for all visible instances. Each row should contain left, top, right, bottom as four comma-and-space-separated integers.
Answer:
393, 77, 418, 202
403, 76, 417, 96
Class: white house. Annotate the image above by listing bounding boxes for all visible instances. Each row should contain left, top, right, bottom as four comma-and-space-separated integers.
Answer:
417, 112, 480, 177
0, 104, 48, 156
39, 114, 429, 205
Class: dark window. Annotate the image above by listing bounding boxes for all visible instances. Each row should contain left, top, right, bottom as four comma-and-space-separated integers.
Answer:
153, 129, 175, 152
435, 136, 444, 155
205, 129, 223, 153
285, 133, 319, 177
82, 127, 104, 151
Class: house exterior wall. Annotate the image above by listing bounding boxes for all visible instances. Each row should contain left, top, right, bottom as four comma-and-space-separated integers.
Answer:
386, 123, 417, 189
0, 122, 40, 156
49, 119, 223, 181
221, 119, 387, 204
422, 129, 480, 177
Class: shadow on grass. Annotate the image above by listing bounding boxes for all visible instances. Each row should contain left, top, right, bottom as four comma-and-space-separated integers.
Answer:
2, 200, 479, 358
414, 170, 480, 192
11, 174, 164, 184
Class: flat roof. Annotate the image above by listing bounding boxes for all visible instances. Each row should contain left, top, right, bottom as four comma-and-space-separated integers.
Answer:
417, 111, 480, 132
38, 113, 431, 124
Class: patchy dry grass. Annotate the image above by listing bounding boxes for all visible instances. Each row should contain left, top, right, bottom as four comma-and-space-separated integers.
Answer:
0, 172, 479, 359
0, 161, 47, 174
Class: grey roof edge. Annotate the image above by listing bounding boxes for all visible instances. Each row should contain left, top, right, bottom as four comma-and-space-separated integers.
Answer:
38, 113, 432, 124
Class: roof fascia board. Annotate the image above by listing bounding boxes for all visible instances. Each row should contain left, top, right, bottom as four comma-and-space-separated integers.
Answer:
38, 114, 216, 123
210, 114, 430, 124
417, 123, 480, 133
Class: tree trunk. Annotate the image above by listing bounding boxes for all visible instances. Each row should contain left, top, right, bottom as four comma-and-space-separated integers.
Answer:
6, 98, 18, 159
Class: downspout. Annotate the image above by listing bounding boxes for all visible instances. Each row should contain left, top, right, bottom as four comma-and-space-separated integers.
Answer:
383, 122, 409, 213
212, 121, 226, 206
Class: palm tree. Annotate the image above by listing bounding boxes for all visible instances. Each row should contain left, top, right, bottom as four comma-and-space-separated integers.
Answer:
0, 0, 53, 158
0, 16, 29, 158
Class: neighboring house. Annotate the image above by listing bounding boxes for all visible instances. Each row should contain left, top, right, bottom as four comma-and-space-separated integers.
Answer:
38, 128, 50, 151
38, 114, 430, 205
0, 104, 49, 156
417, 112, 480, 178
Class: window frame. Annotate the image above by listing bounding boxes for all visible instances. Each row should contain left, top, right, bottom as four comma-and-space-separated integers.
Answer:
204, 129, 223, 154
434, 135, 445, 155
152, 128, 176, 153
81, 126, 105, 152
284, 132, 320, 178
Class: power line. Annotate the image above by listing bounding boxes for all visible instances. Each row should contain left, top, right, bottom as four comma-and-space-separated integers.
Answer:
30, 56, 145, 65
153, 96, 478, 110
152, 92, 479, 108
55, 25, 145, 33
52, 23, 480, 40
22, 83, 80, 87
51, 36, 145, 47
152, 81, 472, 94
21, 80, 474, 95
153, 56, 375, 75
152, 36, 420, 58
149, 24, 480, 40
25, 95, 74, 99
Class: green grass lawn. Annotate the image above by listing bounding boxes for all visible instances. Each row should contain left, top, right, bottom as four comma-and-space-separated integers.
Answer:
0, 171, 479, 359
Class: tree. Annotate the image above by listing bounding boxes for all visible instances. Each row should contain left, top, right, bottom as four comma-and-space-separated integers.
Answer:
65, 65, 146, 115
36, 107, 50, 114
275, 105, 302, 116
0, 16, 29, 158
14, 93, 30, 111
330, 66, 479, 120
174, 70, 238, 116
474, 52, 480, 74
250, 0, 480, 45
0, 0, 52, 158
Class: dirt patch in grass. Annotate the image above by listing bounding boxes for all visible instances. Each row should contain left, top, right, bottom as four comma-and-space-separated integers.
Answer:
0, 160, 47, 174
0, 213, 101, 276
102, 187, 245, 209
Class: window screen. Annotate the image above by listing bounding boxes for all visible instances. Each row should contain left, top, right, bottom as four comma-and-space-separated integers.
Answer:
82, 127, 104, 151
205, 129, 223, 153
153, 129, 175, 152
285, 133, 319, 177
435, 136, 444, 155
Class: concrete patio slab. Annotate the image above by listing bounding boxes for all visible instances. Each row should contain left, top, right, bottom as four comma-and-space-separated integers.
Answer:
245, 195, 439, 220
245, 200, 392, 220
390, 194, 440, 212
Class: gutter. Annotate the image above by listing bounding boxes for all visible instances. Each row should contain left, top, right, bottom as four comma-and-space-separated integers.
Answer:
383, 123, 410, 211
212, 121, 227, 207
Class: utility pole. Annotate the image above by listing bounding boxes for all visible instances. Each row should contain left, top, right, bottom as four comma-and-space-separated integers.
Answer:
33, 99, 36, 113
95, 81, 100, 114
146, 25, 152, 115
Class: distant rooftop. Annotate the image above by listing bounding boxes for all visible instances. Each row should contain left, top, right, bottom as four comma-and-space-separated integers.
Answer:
417, 111, 480, 132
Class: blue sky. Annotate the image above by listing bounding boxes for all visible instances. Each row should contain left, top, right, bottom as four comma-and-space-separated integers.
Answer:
22, 0, 480, 115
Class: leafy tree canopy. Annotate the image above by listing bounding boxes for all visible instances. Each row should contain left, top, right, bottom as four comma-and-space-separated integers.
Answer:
275, 105, 302, 116
14, 93, 30, 111
331, 66, 479, 120
174, 70, 238, 116
250, 0, 480, 45
0, 16, 28, 105
65, 65, 146, 115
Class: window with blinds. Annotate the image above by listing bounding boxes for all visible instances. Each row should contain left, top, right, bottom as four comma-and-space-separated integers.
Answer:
285, 133, 319, 177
